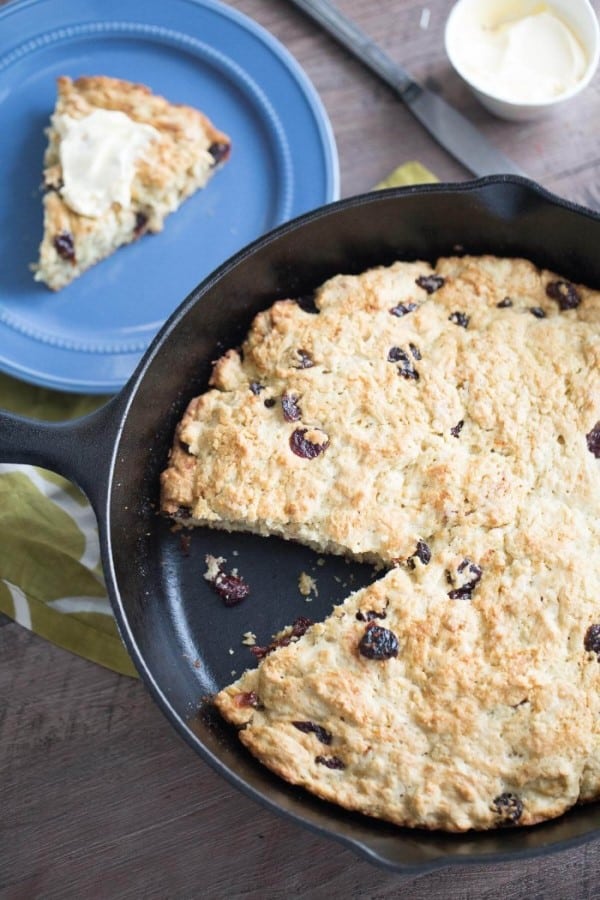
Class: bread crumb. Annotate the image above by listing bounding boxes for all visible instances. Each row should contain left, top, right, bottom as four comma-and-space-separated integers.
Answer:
228, 648, 235, 655
204, 554, 225, 582
242, 631, 257, 646
299, 571, 318, 598
204, 554, 250, 606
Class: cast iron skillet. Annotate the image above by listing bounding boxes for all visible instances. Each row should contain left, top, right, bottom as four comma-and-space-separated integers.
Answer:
2, 176, 600, 874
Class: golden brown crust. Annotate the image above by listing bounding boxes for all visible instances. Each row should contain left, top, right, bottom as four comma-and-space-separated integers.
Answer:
161, 256, 599, 562
34, 75, 230, 290
53, 75, 226, 143
163, 255, 600, 831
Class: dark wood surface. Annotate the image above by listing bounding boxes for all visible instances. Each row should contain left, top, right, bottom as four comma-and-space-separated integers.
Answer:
2, 1, 600, 897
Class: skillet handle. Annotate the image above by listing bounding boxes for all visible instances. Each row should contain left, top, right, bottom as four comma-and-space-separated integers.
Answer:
0, 395, 123, 513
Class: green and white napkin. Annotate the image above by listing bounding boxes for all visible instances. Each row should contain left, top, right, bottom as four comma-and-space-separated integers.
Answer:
0, 374, 137, 676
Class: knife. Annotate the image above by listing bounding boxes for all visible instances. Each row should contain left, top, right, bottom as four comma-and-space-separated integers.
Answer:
288, 0, 526, 177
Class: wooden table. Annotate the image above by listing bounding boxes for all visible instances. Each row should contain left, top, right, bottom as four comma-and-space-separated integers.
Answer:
2, 1, 600, 897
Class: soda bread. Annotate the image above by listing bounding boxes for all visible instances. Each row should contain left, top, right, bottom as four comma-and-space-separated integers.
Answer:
161, 255, 600, 831
34, 75, 230, 290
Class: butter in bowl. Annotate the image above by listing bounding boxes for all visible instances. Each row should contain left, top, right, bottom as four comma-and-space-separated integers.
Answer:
444, 0, 600, 119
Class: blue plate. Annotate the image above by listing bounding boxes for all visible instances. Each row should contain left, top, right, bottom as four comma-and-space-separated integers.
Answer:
0, 0, 339, 393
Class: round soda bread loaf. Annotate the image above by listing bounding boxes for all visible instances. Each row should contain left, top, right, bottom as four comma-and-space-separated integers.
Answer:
161, 254, 600, 831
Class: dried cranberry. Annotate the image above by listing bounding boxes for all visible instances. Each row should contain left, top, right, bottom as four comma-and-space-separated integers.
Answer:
134, 212, 148, 237
497, 297, 513, 308
290, 428, 329, 459
398, 362, 419, 380
264, 397, 276, 408
295, 349, 314, 369
415, 540, 431, 565
292, 721, 332, 745
529, 307, 546, 319
546, 280, 581, 310
447, 558, 482, 600
281, 392, 302, 422
290, 616, 313, 638
356, 609, 387, 622
584, 624, 600, 658
407, 540, 432, 569
450, 419, 464, 438
387, 347, 419, 380
358, 623, 399, 660
53, 230, 75, 262
409, 342, 422, 360
250, 616, 313, 661
492, 792, 523, 825
416, 274, 445, 294
390, 302, 417, 318
449, 311, 469, 328
208, 141, 230, 165
586, 422, 600, 458
234, 691, 259, 708
315, 755, 345, 770
211, 570, 250, 607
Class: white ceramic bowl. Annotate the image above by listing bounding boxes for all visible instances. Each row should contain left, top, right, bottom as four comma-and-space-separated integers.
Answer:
445, 0, 600, 120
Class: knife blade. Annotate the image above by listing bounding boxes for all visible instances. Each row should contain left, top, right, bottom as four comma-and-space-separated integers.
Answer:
288, 0, 526, 178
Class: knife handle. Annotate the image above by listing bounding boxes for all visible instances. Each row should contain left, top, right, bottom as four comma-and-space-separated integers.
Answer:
289, 0, 527, 178
289, 0, 414, 95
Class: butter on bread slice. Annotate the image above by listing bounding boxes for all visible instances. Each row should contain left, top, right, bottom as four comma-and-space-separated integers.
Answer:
34, 75, 230, 291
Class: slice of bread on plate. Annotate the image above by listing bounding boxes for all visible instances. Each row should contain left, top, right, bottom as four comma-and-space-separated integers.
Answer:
34, 75, 231, 291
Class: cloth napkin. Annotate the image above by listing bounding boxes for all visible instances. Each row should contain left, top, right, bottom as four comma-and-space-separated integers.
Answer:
0, 161, 437, 678
0, 376, 138, 677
